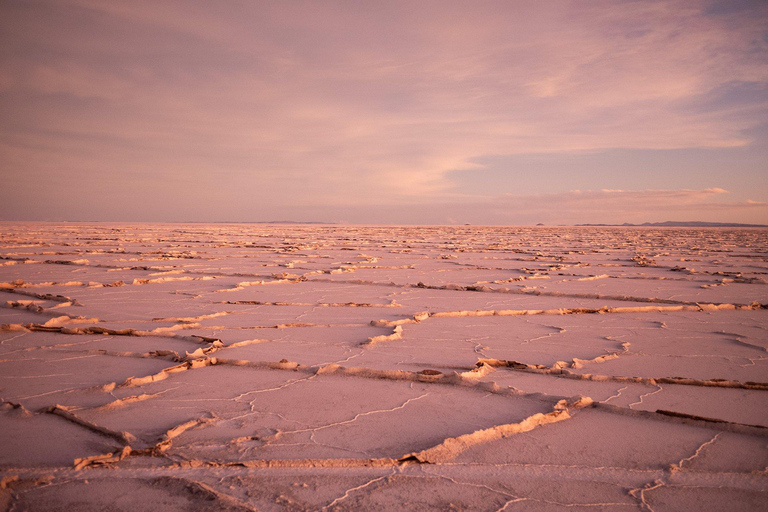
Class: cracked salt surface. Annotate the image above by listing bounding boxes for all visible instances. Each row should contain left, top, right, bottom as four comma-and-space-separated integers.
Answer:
0, 223, 767, 511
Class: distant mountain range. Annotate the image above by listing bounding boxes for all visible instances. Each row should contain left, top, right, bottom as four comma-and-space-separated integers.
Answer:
574, 221, 768, 227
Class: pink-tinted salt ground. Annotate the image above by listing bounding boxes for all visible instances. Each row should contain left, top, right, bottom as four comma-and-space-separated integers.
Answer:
0, 223, 766, 511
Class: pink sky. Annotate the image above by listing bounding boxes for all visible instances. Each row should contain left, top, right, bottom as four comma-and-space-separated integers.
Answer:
1, 0, 767, 224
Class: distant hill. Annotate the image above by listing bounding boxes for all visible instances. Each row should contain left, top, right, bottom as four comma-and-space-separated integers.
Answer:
180, 220, 337, 225
256, 220, 335, 224
575, 221, 768, 227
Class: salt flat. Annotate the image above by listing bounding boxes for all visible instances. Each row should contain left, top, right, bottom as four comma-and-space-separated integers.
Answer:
0, 223, 766, 511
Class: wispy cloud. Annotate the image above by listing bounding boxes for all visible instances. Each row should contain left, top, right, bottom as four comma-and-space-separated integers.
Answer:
478, 188, 768, 225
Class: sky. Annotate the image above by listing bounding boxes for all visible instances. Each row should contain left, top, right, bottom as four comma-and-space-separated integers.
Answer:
1, 0, 767, 225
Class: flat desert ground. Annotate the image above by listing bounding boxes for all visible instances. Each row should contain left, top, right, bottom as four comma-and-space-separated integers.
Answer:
0, 223, 766, 511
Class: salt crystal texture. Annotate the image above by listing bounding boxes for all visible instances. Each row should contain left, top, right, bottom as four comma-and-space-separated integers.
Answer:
0, 223, 766, 510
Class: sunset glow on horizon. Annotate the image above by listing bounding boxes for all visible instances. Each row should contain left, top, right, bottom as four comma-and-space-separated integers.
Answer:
1, 0, 767, 224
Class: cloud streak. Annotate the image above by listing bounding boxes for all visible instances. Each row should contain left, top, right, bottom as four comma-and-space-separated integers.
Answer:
435, 188, 768, 225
